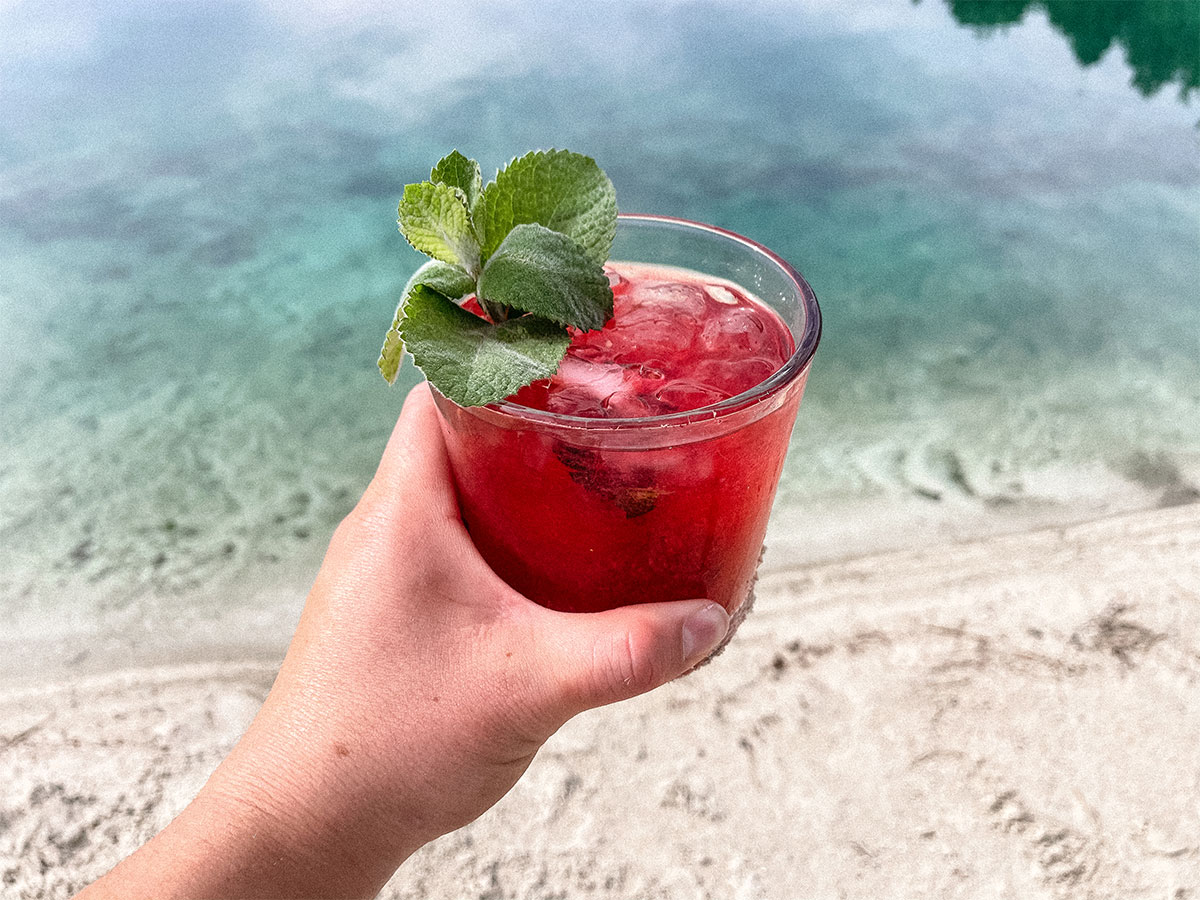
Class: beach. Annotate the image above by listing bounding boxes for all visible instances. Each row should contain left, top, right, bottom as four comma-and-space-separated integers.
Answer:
5, 501, 1198, 899
2, 1, 1197, 896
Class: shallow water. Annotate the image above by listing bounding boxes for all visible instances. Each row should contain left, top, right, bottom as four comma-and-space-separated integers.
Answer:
1, 0, 1197, 670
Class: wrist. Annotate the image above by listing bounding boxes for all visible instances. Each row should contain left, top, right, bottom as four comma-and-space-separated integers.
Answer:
196, 692, 427, 897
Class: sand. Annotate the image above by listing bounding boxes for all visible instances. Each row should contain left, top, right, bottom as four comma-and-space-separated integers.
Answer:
3, 502, 1199, 899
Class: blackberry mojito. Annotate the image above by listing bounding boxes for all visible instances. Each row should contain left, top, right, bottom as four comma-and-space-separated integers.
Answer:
379, 152, 820, 626
432, 215, 820, 618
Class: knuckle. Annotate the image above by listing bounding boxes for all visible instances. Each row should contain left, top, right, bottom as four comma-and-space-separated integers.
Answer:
331, 490, 406, 556
330, 496, 379, 546
598, 622, 662, 699
327, 510, 361, 554
347, 488, 393, 536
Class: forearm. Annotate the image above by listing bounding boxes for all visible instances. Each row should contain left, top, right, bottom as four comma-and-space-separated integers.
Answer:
76, 787, 353, 900
78, 692, 423, 900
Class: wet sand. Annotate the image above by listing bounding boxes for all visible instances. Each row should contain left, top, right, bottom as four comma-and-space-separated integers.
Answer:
4, 502, 1198, 898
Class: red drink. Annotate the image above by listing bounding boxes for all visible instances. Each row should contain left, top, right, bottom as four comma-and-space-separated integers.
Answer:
508, 265, 794, 419
432, 215, 820, 627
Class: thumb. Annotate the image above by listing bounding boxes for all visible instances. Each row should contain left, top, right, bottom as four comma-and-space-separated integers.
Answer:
532, 600, 731, 718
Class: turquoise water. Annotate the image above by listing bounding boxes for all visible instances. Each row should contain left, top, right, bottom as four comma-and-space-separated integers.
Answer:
2, 0, 1198, 670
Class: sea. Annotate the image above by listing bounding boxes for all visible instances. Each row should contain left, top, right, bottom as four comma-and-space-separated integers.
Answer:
1, 0, 1197, 675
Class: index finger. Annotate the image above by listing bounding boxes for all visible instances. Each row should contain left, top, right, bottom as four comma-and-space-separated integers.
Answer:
364, 382, 460, 524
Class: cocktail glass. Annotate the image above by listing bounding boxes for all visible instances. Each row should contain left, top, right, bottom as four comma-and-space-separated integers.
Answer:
431, 214, 821, 642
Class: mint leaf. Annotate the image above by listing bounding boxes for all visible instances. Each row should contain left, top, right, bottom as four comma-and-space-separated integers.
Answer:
478, 223, 613, 330
403, 258, 477, 300
378, 261, 477, 385
475, 150, 616, 265
398, 181, 481, 276
379, 312, 407, 385
399, 284, 571, 407
430, 150, 483, 214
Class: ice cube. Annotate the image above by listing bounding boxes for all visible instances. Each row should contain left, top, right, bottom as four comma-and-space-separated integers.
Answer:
653, 380, 729, 413
700, 305, 774, 356
691, 356, 781, 396
601, 387, 653, 418
547, 357, 635, 418
609, 283, 704, 362
626, 281, 708, 318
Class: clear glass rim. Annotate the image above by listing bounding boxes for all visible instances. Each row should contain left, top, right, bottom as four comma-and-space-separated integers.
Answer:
480, 213, 822, 431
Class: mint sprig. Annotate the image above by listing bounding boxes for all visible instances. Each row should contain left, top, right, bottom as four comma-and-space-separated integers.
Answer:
379, 149, 616, 407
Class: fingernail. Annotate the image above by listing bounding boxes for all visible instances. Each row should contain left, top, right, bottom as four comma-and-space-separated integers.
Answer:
681, 603, 730, 667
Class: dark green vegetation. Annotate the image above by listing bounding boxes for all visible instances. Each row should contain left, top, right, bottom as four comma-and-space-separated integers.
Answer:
946, 0, 1199, 99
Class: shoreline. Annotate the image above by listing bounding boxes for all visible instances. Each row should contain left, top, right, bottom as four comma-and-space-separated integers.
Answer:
4, 501, 1199, 897
3, 471, 1192, 690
